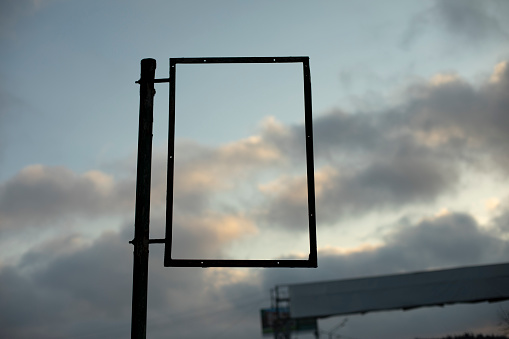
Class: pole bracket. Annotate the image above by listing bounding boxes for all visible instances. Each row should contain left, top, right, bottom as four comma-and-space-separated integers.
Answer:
135, 78, 170, 84
129, 238, 165, 245
148, 239, 165, 244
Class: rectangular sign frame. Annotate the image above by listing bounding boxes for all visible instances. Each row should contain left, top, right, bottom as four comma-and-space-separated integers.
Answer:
163, 56, 317, 268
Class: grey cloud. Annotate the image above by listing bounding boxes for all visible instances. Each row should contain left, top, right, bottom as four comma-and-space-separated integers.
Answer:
32, 232, 134, 318
0, 233, 132, 339
261, 119, 458, 228
489, 200, 509, 235
402, 62, 509, 170
1, 209, 508, 339
314, 68, 509, 167
402, 0, 509, 48
0, 165, 135, 232
352, 157, 449, 200
260, 60, 509, 229
494, 211, 509, 234
325, 153, 452, 220
0, 266, 71, 339
435, 0, 509, 43
312, 110, 380, 157
0, 222, 263, 339
381, 212, 508, 269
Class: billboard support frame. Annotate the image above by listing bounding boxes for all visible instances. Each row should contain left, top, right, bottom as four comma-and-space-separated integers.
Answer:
130, 56, 317, 339
163, 56, 317, 268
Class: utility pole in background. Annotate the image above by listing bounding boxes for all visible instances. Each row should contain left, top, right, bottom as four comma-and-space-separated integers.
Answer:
131, 58, 156, 339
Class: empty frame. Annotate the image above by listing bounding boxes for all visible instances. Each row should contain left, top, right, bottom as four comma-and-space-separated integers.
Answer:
164, 57, 316, 268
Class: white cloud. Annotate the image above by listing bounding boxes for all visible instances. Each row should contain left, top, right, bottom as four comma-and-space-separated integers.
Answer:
172, 212, 258, 259
430, 72, 462, 87
490, 61, 509, 84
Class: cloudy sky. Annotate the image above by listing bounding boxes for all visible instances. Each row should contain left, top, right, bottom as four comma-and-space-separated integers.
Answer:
1, 1, 509, 338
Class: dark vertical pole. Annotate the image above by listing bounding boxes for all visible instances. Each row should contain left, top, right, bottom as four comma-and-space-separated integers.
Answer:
131, 58, 156, 339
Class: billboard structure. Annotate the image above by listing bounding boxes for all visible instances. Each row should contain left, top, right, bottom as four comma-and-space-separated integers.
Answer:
163, 57, 317, 268
288, 263, 509, 319
260, 308, 317, 337
131, 56, 317, 339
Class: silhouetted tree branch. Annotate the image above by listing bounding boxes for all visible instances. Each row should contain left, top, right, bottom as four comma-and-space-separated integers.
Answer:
499, 307, 509, 334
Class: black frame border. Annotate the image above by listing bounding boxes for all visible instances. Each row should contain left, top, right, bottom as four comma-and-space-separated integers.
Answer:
164, 56, 317, 268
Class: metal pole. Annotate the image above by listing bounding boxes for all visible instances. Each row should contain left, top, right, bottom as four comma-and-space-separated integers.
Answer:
274, 286, 279, 339
131, 58, 156, 339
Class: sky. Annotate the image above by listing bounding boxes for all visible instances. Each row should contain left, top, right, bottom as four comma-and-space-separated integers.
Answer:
1, 1, 509, 338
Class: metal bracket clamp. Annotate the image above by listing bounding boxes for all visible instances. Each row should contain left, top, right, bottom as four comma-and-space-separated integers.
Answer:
135, 78, 170, 84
